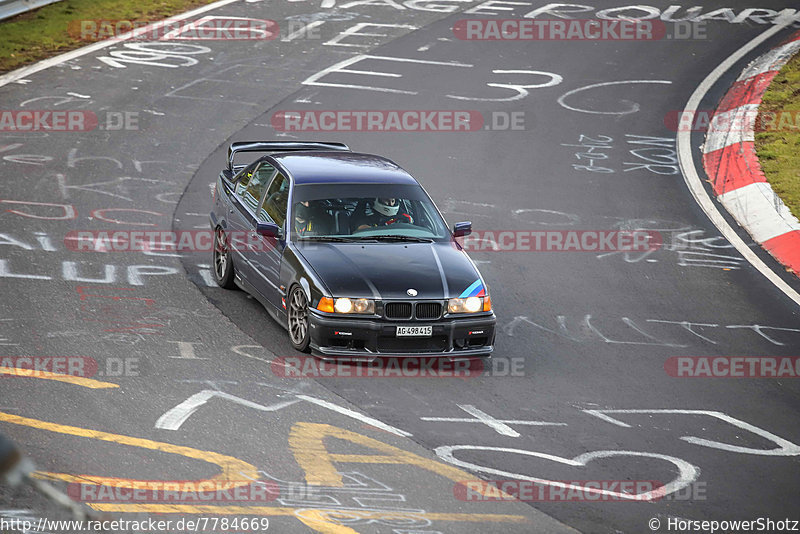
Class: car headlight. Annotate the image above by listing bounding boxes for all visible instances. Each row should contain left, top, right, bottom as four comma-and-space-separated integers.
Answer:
333, 297, 375, 314
448, 296, 488, 314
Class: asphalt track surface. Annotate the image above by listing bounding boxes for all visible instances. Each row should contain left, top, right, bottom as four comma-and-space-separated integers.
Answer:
2, 1, 800, 533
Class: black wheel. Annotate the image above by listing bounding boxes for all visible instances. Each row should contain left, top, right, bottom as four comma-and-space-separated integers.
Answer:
213, 227, 236, 289
287, 286, 311, 352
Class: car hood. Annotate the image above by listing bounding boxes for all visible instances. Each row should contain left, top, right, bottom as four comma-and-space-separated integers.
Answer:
295, 241, 483, 300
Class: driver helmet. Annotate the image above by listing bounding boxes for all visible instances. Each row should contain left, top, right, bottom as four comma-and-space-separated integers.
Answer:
374, 197, 399, 217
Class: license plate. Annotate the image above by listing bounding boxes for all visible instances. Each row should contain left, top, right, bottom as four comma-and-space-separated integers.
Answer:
396, 325, 432, 337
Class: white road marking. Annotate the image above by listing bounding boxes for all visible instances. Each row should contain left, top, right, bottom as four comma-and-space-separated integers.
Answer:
230, 344, 278, 363
323, 23, 417, 47
297, 395, 411, 437
0, 199, 76, 220
156, 389, 410, 437
303, 54, 472, 94
583, 409, 800, 456
421, 404, 566, 437
168, 341, 208, 360
0, 260, 51, 280
557, 80, 673, 115
435, 445, 700, 501
645, 320, 719, 344
63, 262, 116, 283
156, 390, 300, 430
448, 69, 562, 102
725, 323, 800, 345
676, 16, 800, 308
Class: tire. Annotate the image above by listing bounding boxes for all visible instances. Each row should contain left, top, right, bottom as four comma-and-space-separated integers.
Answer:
213, 227, 236, 289
287, 285, 311, 352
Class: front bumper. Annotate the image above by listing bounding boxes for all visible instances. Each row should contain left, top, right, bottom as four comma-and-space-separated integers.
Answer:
308, 311, 496, 362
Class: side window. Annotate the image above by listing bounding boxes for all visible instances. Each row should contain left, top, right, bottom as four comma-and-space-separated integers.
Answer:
261, 172, 289, 226
239, 162, 275, 212
234, 162, 258, 195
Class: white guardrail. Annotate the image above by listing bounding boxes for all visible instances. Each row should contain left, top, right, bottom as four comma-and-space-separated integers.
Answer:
0, 0, 63, 21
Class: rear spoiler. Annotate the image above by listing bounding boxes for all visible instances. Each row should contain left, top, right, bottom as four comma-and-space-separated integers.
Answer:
227, 141, 351, 171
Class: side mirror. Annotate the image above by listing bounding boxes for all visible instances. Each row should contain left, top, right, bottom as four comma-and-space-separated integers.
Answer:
453, 221, 472, 237
256, 222, 282, 239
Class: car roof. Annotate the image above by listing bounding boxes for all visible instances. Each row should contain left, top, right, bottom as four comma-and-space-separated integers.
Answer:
268, 151, 419, 185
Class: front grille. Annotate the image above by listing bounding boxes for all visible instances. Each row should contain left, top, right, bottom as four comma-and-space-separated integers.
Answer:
385, 302, 412, 319
377, 335, 449, 353
415, 302, 442, 320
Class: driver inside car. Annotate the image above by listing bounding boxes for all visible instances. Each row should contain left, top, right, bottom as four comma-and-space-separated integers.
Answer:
354, 197, 414, 230
293, 201, 333, 236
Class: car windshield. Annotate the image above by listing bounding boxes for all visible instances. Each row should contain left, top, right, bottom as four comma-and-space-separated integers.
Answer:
291, 183, 451, 241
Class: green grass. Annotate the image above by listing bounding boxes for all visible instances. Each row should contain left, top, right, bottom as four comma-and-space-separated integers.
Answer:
0, 0, 218, 73
755, 51, 800, 221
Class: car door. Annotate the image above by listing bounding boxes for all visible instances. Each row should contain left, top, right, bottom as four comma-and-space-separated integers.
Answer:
241, 168, 289, 309
227, 161, 275, 286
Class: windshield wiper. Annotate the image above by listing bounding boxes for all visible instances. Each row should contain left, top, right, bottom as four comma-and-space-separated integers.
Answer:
365, 235, 434, 243
298, 236, 361, 242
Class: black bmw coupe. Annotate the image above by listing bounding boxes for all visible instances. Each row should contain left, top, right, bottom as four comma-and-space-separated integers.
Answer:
210, 141, 495, 360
